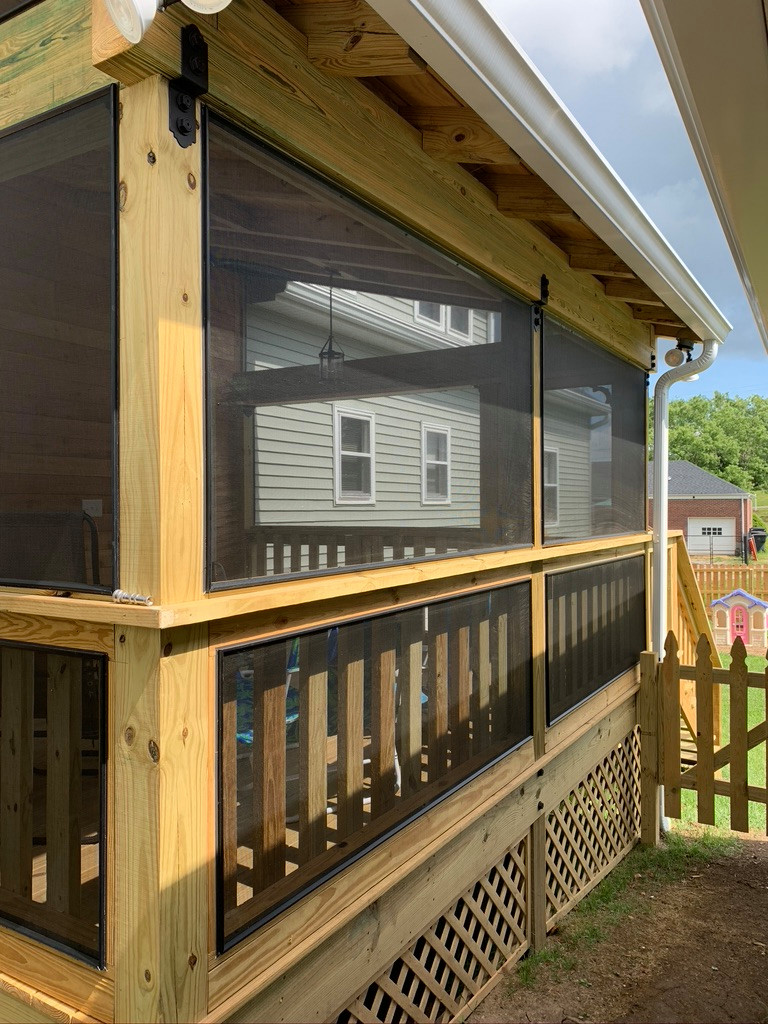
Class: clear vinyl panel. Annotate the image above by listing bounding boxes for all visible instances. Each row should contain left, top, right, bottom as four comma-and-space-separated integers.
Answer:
542, 316, 646, 543
206, 118, 532, 587
0, 93, 116, 590
546, 556, 646, 723
217, 582, 532, 948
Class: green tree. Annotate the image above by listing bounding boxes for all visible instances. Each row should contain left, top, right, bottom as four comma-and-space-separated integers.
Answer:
648, 392, 768, 491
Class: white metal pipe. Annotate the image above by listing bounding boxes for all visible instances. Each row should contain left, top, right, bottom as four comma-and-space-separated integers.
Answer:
652, 339, 719, 656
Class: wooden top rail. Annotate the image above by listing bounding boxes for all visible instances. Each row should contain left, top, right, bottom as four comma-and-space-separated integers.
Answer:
0, 533, 651, 630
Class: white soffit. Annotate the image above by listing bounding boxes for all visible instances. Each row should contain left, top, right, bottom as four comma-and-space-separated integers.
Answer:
368, 0, 731, 344
641, 0, 768, 355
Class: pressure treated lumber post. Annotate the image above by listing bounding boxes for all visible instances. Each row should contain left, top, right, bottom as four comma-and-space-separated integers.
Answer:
114, 75, 207, 1023
638, 651, 660, 846
529, 814, 548, 951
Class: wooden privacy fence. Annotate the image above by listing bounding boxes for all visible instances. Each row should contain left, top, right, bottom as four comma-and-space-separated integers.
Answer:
693, 563, 768, 604
640, 632, 767, 839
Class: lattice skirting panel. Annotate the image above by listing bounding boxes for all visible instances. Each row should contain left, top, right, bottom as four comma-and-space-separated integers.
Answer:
545, 727, 641, 925
337, 836, 529, 1024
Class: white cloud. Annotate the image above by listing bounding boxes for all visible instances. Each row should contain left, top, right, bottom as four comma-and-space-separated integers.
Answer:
486, 0, 648, 77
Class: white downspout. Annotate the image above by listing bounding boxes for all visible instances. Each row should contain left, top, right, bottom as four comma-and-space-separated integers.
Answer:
652, 338, 719, 830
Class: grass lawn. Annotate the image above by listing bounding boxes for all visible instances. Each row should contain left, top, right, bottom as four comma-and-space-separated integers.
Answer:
680, 651, 767, 833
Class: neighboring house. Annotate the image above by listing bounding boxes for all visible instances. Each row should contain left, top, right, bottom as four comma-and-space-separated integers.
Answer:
710, 588, 768, 653
648, 460, 752, 557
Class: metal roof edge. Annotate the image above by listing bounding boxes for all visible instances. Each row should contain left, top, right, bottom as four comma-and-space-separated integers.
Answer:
369, 0, 732, 343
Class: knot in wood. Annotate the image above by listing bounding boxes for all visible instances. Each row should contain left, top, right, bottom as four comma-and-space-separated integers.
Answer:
124, 726, 135, 746
344, 32, 363, 51
148, 739, 160, 763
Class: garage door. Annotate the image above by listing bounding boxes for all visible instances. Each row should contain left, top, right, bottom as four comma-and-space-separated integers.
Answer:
687, 517, 736, 555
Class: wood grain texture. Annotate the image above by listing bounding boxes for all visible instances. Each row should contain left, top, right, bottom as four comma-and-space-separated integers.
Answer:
0, 0, 111, 133
113, 624, 208, 1023
46, 655, 83, 915
92, 0, 652, 367
728, 637, 749, 833
638, 652, 660, 846
119, 76, 204, 604
0, 647, 34, 898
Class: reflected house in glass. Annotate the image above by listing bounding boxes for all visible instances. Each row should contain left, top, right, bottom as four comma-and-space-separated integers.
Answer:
0, 0, 730, 1021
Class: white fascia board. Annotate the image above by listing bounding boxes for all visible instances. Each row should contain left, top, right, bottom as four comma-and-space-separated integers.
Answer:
640, 0, 768, 356
368, 0, 731, 344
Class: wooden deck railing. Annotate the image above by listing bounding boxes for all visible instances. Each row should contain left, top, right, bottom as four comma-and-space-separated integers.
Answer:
0, 644, 103, 959
247, 524, 484, 576
692, 563, 768, 604
218, 582, 532, 945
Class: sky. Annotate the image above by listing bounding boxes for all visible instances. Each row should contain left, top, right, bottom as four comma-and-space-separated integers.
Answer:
489, 0, 767, 400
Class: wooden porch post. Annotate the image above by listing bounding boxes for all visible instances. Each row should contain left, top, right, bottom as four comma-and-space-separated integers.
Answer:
638, 651, 660, 846
114, 75, 208, 1023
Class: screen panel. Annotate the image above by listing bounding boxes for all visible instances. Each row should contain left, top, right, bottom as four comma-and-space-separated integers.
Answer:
206, 118, 533, 587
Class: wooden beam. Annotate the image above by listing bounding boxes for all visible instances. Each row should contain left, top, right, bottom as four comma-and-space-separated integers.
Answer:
483, 174, 577, 221
562, 242, 635, 278
278, 1, 426, 76
400, 107, 517, 164
603, 279, 665, 305
630, 304, 685, 326
229, 342, 503, 407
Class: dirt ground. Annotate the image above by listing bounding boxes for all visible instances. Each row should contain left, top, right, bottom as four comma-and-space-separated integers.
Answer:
471, 836, 768, 1024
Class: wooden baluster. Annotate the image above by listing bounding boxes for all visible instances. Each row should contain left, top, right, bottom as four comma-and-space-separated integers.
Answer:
449, 608, 471, 766
492, 607, 509, 742
765, 650, 768, 839
46, 654, 82, 915
273, 537, 284, 576
426, 606, 449, 780
291, 536, 302, 574
661, 632, 681, 819
254, 535, 267, 578
694, 635, 715, 826
370, 619, 397, 817
220, 665, 239, 913
729, 637, 749, 833
326, 536, 338, 569
298, 634, 328, 864
393, 537, 405, 561
397, 609, 424, 797
0, 647, 34, 899
253, 641, 287, 886
476, 609, 492, 753
337, 623, 364, 838
308, 538, 320, 572
568, 587, 579, 706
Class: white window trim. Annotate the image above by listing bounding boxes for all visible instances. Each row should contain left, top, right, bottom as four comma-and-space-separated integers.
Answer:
333, 407, 375, 505
414, 300, 445, 330
421, 423, 451, 505
543, 447, 559, 527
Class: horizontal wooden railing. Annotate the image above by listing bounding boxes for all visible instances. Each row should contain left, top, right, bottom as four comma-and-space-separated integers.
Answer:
692, 563, 768, 604
247, 524, 485, 577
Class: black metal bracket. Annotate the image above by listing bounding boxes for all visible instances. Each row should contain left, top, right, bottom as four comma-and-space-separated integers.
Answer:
169, 25, 208, 148
539, 274, 550, 306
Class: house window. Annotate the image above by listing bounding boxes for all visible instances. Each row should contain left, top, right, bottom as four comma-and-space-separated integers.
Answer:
0, 92, 117, 591
414, 300, 444, 327
206, 117, 533, 586
542, 315, 645, 543
702, 526, 723, 536
334, 409, 375, 503
488, 311, 502, 343
543, 448, 559, 526
447, 305, 471, 338
217, 581, 532, 950
546, 556, 646, 723
422, 425, 450, 503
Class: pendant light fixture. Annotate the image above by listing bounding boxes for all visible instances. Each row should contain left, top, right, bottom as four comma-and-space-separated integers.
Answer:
319, 271, 345, 382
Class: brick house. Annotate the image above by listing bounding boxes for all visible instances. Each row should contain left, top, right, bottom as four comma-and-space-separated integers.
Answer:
648, 460, 753, 556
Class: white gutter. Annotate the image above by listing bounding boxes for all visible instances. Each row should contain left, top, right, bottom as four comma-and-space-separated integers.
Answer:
652, 340, 719, 656
370, 0, 731, 343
